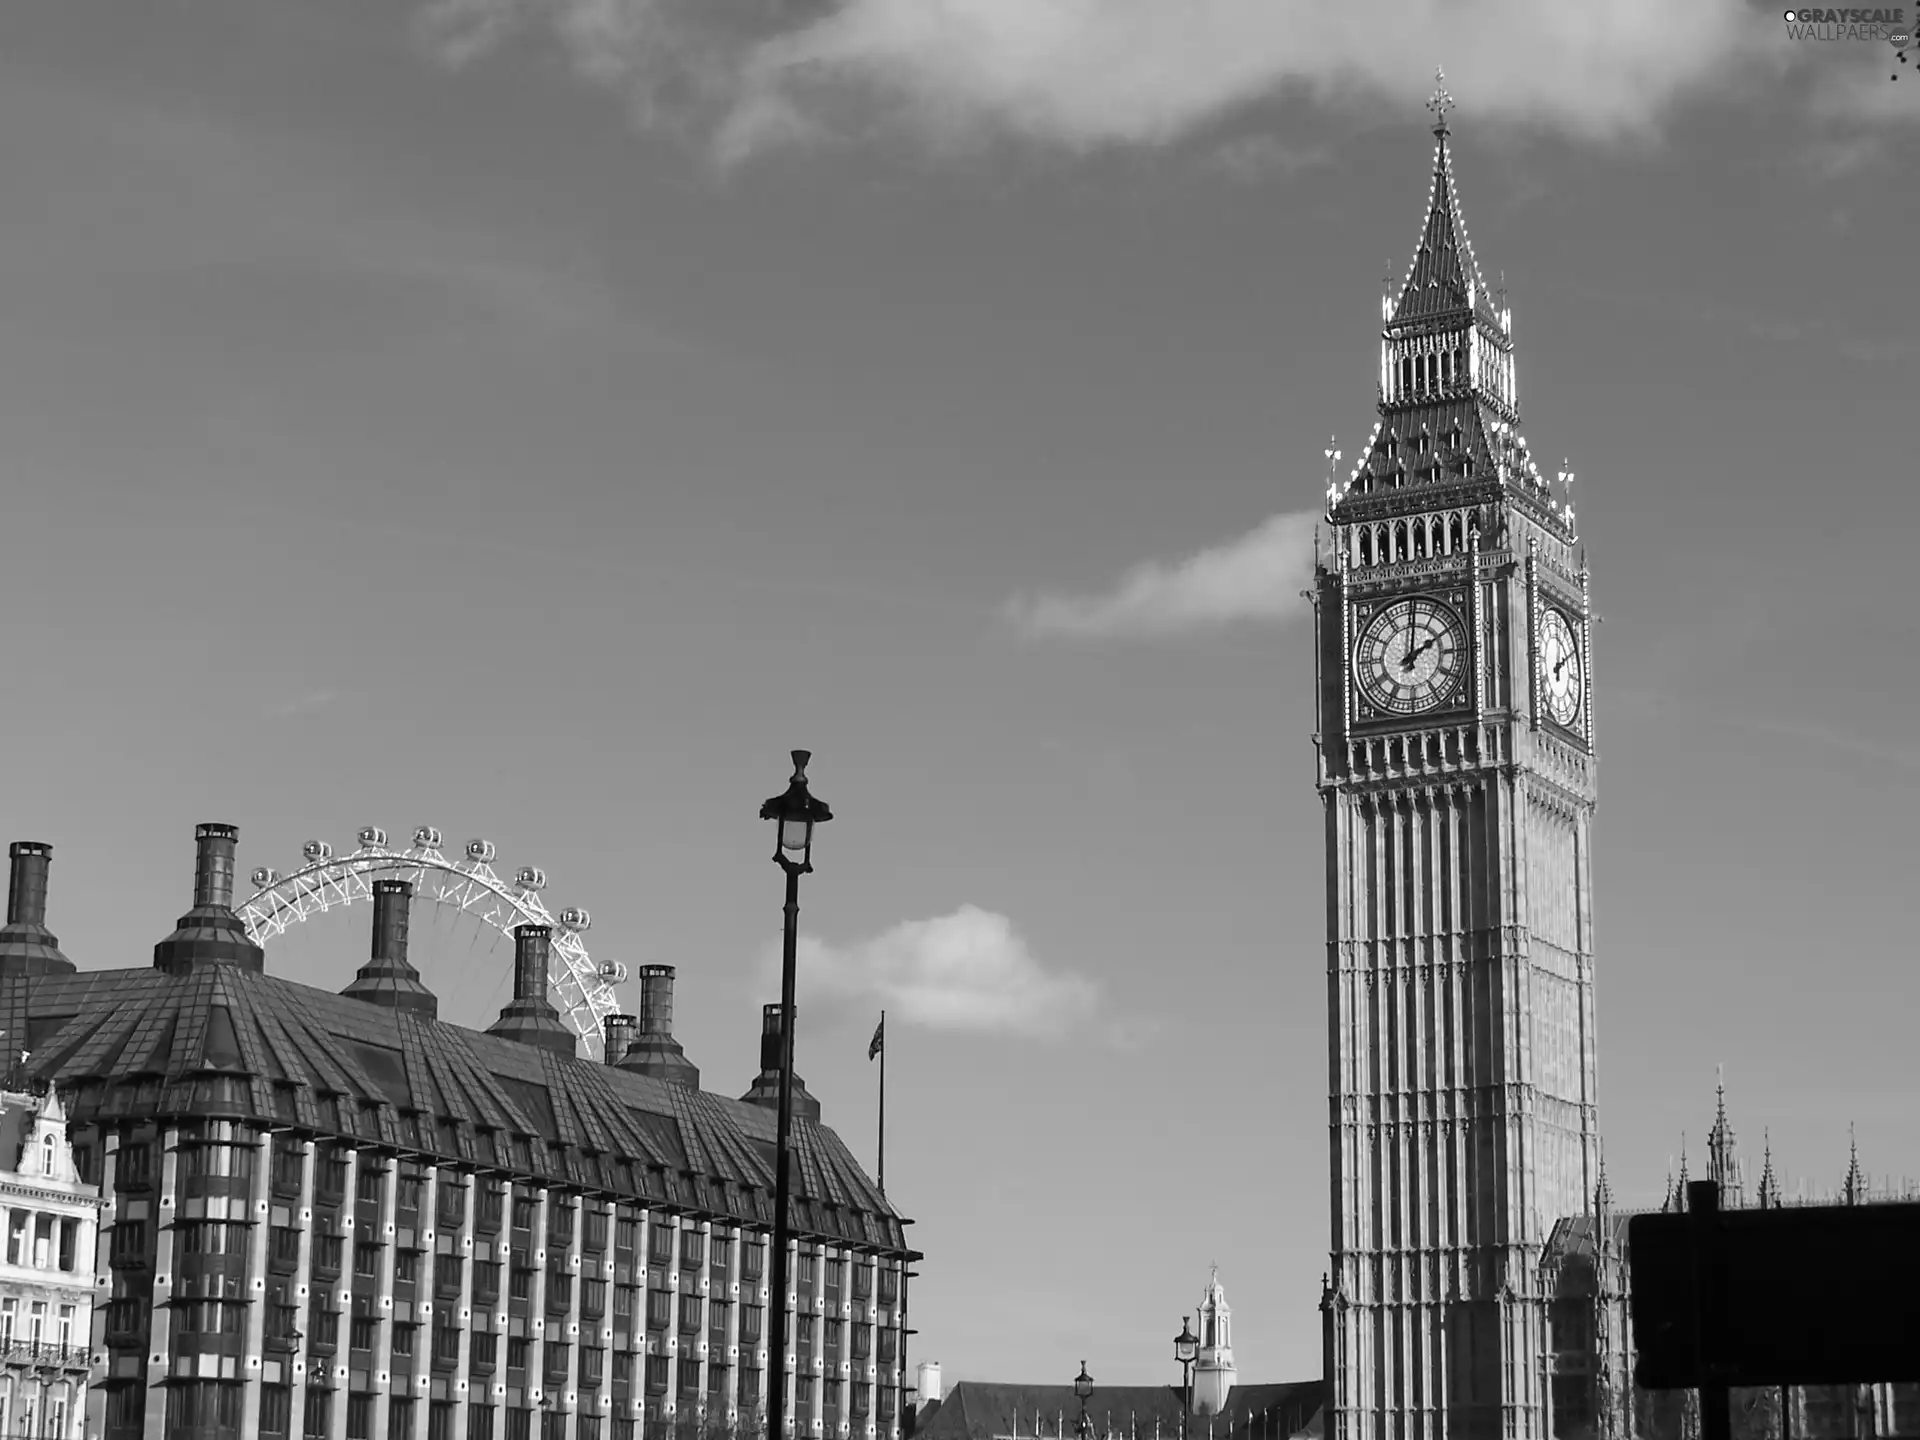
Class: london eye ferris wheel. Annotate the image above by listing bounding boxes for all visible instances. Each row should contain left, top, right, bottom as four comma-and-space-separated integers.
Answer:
235, 825, 627, 1054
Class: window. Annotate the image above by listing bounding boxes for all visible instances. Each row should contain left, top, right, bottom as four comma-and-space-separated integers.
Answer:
742, 1242, 764, 1282
708, 1300, 730, 1348
118, 1143, 154, 1186
109, 1221, 147, 1259
680, 1231, 704, 1268
388, 1399, 416, 1440
647, 1290, 671, 1330
176, 1301, 246, 1336
583, 1281, 608, 1320
584, 1208, 609, 1251
677, 1357, 701, 1393
434, 1324, 461, 1363
797, 1377, 816, 1407
392, 1325, 416, 1359
271, 1226, 302, 1266
178, 1221, 244, 1256
311, 1310, 340, 1349
261, 1386, 292, 1435
397, 1176, 423, 1212
583, 1347, 605, 1385
679, 1295, 702, 1332
465, 1406, 495, 1440
58, 1218, 77, 1271
708, 1362, 729, 1396
798, 1254, 815, 1285
470, 1332, 497, 1368
877, 1266, 898, 1303
506, 1410, 532, 1440
435, 1253, 463, 1295
475, 1262, 502, 1303
547, 1271, 574, 1311
549, 1203, 576, 1243
313, 1236, 344, 1276
478, 1185, 505, 1228
167, 1379, 243, 1432
508, 1338, 531, 1371
645, 1356, 670, 1393
880, 1387, 897, 1420
318, 1154, 349, 1198
648, 1226, 674, 1264
853, 1384, 871, 1418
513, 1197, 536, 1232
853, 1326, 871, 1361
510, 1261, 531, 1300
347, 1393, 375, 1440
878, 1329, 896, 1364
357, 1168, 386, 1204
798, 1317, 815, 1347
616, 1219, 639, 1252
354, 1242, 383, 1277
544, 1341, 572, 1381
851, 1265, 870, 1301
429, 1402, 456, 1440
108, 1383, 146, 1430
351, 1317, 378, 1352
741, 1306, 764, 1345
613, 1286, 634, 1319
395, 1251, 418, 1284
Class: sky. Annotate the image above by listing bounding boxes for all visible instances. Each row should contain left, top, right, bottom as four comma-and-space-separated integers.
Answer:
2, 0, 1916, 1397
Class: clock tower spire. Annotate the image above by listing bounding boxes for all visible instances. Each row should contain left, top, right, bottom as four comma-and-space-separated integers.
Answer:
1311, 75, 1600, 1440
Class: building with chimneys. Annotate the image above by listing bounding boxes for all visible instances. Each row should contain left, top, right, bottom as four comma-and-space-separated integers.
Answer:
0, 825, 920, 1440
908, 1272, 1320, 1440
0, 842, 101, 1440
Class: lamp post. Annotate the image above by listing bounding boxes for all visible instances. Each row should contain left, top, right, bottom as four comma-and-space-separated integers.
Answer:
1075, 1362, 1095, 1440
761, 751, 834, 1440
1173, 1319, 1198, 1440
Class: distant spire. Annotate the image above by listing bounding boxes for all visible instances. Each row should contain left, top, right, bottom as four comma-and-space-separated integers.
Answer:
1845, 1126, 1865, 1205
1707, 1067, 1743, 1205
1595, 1147, 1613, 1213
1676, 1134, 1691, 1209
1427, 68, 1456, 137
1757, 1130, 1780, 1210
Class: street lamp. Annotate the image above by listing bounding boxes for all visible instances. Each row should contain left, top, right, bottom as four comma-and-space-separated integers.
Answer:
760, 750, 834, 1440
1074, 1362, 1095, 1440
1173, 1319, 1198, 1440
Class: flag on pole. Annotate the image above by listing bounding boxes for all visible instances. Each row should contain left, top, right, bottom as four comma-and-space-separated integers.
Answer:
868, 1015, 885, 1061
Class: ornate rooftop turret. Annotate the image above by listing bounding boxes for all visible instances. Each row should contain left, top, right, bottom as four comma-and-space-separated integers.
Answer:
741, 1003, 820, 1123
1706, 1067, 1744, 1207
1193, 1266, 1238, 1415
1756, 1130, 1780, 1209
1844, 1126, 1866, 1205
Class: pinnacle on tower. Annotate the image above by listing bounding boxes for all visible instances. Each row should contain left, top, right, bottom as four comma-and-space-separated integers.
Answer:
1707, 1067, 1744, 1206
1757, 1130, 1780, 1210
1844, 1126, 1866, 1205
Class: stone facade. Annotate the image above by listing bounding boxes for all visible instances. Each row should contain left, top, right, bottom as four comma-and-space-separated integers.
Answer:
0, 1085, 98, 1439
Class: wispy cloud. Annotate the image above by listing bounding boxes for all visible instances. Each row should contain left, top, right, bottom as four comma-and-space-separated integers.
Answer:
269, 689, 339, 720
1005, 509, 1319, 640
762, 905, 1105, 1039
418, 0, 1783, 164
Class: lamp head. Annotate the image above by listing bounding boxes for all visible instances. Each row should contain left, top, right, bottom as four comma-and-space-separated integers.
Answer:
1074, 1362, 1094, 1400
760, 749, 834, 873
1174, 1318, 1198, 1364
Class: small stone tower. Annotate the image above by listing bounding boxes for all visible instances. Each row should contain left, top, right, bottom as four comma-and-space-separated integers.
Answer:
1192, 1267, 1237, 1416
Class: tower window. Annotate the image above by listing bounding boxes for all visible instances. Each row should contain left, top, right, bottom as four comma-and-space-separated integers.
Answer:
1413, 521, 1428, 559
1359, 530, 1372, 566
1450, 515, 1465, 552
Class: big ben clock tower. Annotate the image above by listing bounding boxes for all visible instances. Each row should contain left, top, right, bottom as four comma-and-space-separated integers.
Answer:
1312, 76, 1599, 1440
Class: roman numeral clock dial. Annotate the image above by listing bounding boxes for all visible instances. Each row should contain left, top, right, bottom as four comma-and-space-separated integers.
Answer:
1538, 606, 1584, 727
1355, 597, 1467, 717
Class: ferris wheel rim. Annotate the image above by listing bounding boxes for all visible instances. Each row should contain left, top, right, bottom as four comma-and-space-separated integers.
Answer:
234, 831, 625, 1055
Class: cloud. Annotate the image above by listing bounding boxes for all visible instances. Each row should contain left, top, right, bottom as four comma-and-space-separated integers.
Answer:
769, 905, 1102, 1038
269, 689, 339, 719
1005, 509, 1319, 640
418, 0, 1781, 164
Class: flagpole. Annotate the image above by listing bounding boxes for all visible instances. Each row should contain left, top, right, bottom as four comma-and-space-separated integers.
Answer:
878, 1009, 887, 1196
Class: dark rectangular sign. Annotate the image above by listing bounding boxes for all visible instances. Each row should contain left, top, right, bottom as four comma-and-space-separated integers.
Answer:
1629, 1197, 1920, 1389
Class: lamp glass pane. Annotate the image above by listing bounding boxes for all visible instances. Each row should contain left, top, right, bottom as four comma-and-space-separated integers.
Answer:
780, 817, 812, 853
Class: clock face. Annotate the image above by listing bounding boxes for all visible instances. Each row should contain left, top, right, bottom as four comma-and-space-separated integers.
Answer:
1355, 598, 1467, 716
1538, 607, 1584, 727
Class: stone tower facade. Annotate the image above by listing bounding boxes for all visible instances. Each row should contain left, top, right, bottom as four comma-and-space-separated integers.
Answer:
1311, 76, 1599, 1440
1193, 1268, 1238, 1416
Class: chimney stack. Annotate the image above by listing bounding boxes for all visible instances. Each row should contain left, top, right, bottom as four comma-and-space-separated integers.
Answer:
0, 842, 75, 977
603, 1013, 637, 1065
485, 925, 576, 1057
153, 824, 266, 976
341, 880, 438, 1018
615, 965, 699, 1088
740, 1002, 820, 1123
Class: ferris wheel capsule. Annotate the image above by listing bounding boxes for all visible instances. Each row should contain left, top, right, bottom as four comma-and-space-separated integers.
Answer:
414, 826, 442, 848
358, 826, 388, 849
598, 961, 628, 984
252, 867, 281, 889
559, 907, 591, 932
466, 839, 497, 863
515, 866, 548, 892
303, 840, 333, 864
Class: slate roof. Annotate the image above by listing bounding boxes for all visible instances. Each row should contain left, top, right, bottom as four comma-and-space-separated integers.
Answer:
913, 1382, 1323, 1440
1, 962, 917, 1257
1391, 126, 1506, 334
